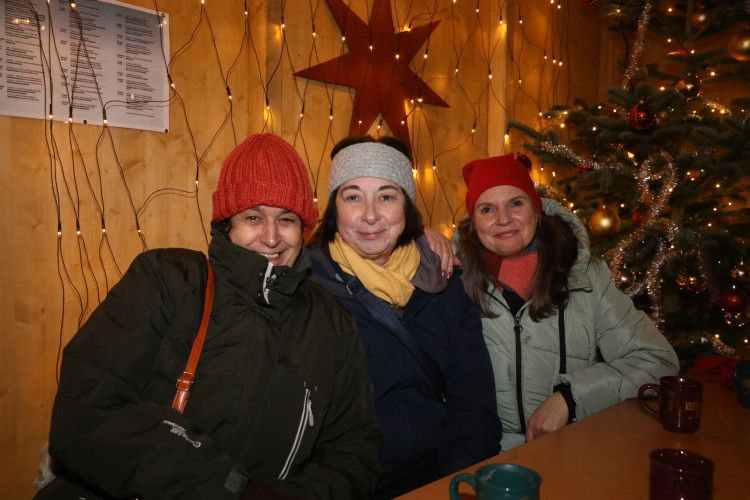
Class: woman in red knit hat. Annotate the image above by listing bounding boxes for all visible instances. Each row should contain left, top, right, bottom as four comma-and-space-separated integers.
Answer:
456, 154, 679, 452
36, 134, 381, 500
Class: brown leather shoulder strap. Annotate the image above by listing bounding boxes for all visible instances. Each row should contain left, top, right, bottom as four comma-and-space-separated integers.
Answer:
172, 257, 215, 414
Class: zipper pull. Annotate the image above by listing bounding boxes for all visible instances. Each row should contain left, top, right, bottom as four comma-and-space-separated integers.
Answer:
306, 397, 314, 427
514, 315, 523, 335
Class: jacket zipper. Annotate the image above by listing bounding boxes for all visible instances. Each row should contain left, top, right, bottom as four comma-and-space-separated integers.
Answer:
278, 387, 313, 480
513, 314, 527, 434
489, 293, 527, 434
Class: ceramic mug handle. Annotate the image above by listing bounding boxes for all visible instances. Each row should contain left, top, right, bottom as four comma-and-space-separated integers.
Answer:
638, 383, 661, 420
449, 473, 477, 500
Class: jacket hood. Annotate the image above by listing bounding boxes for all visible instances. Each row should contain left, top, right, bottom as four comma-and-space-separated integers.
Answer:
541, 198, 592, 292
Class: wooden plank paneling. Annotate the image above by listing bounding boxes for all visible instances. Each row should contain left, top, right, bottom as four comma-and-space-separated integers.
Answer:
0, 1, 601, 498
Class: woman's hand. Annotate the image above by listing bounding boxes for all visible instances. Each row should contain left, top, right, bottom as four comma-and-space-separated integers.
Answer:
524, 392, 569, 442
424, 229, 461, 278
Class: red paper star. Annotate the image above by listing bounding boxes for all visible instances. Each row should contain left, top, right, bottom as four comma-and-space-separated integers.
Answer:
294, 0, 448, 148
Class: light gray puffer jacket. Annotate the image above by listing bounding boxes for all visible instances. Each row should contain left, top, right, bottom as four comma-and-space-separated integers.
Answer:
472, 198, 679, 451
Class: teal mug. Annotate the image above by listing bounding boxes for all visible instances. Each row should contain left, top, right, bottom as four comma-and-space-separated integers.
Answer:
735, 360, 750, 409
449, 463, 541, 500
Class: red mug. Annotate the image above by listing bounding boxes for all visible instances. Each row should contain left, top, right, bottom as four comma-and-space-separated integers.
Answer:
638, 376, 702, 433
649, 448, 714, 500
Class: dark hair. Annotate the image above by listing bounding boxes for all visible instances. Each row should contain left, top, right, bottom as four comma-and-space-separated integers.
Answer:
458, 213, 578, 320
211, 219, 231, 236
314, 135, 423, 247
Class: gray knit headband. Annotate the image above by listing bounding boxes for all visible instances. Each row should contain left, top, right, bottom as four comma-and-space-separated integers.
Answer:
328, 142, 415, 201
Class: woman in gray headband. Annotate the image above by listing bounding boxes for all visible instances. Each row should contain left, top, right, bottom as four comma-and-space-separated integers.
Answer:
309, 135, 501, 499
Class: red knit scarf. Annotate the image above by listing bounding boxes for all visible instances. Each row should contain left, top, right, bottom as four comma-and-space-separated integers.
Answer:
482, 249, 538, 301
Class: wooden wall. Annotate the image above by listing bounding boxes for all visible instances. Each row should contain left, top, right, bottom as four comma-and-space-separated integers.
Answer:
0, 0, 602, 497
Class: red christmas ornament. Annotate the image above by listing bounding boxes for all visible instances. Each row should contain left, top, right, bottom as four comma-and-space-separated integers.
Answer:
632, 211, 645, 226
719, 288, 750, 314
581, 0, 599, 5
628, 103, 656, 130
294, 0, 448, 148
513, 153, 533, 173
578, 156, 595, 173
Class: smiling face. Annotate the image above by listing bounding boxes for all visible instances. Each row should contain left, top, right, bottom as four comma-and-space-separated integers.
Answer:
335, 177, 406, 266
473, 185, 539, 259
228, 205, 303, 268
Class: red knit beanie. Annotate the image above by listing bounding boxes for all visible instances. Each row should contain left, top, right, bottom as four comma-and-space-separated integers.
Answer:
462, 154, 543, 218
212, 134, 318, 231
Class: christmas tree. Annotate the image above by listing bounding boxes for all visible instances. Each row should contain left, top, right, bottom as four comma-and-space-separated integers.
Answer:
509, 0, 750, 365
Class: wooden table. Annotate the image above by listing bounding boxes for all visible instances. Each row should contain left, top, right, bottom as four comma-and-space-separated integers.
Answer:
397, 381, 749, 499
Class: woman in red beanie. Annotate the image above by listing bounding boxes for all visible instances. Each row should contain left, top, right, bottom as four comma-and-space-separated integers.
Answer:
457, 154, 679, 451
36, 134, 381, 500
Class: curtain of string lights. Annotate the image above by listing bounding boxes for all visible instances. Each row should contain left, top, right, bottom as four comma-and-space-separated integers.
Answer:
15, 0, 574, 375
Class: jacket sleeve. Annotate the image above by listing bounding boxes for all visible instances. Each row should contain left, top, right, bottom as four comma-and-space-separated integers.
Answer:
48, 251, 247, 500
560, 259, 680, 419
266, 308, 382, 500
437, 277, 502, 475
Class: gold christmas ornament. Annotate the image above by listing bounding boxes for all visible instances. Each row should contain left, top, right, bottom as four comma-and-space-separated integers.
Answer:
691, 9, 712, 30
616, 267, 636, 290
728, 28, 750, 62
676, 74, 701, 100
589, 208, 621, 237
676, 269, 707, 294
731, 262, 750, 284
724, 312, 748, 328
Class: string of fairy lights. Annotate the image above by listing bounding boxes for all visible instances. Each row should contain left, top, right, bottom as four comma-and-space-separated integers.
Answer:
17, 0, 643, 380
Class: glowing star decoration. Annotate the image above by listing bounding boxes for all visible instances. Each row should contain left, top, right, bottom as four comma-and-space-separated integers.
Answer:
293, 0, 448, 148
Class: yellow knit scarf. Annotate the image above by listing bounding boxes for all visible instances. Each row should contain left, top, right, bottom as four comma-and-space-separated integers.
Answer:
329, 233, 420, 307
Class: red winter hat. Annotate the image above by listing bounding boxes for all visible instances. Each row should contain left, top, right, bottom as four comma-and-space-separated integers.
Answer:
212, 134, 318, 231
462, 154, 542, 217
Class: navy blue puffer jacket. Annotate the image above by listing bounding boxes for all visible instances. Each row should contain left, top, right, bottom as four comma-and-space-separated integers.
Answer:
309, 238, 501, 477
